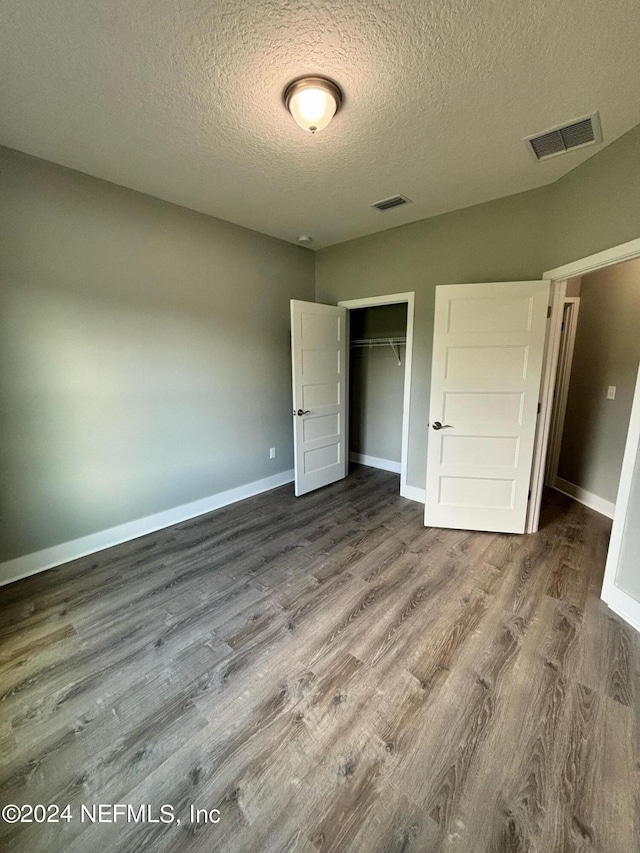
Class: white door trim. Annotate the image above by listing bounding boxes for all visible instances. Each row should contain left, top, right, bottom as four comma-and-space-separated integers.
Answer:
338, 292, 415, 499
529, 236, 640, 535
545, 297, 581, 486
601, 361, 640, 633
526, 279, 566, 532
543, 237, 640, 281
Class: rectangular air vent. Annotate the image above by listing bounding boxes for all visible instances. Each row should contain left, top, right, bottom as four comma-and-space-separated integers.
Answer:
371, 194, 412, 212
525, 113, 602, 161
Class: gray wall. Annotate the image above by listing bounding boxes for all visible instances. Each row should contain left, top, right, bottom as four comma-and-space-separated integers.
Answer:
558, 259, 640, 503
316, 123, 640, 492
545, 124, 640, 270
316, 186, 550, 489
565, 276, 582, 297
0, 145, 315, 563
4, 119, 640, 562
349, 304, 407, 463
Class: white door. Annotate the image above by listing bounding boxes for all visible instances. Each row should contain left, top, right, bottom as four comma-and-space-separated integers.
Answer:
601, 361, 640, 632
424, 281, 550, 533
290, 300, 347, 497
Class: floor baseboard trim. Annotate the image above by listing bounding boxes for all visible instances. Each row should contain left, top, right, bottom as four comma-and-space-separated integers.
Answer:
349, 452, 401, 474
0, 469, 295, 588
401, 484, 426, 504
553, 477, 615, 519
602, 586, 640, 634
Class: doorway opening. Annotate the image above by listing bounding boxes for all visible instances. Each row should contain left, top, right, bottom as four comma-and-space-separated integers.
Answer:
544, 291, 581, 493
338, 293, 415, 498
538, 257, 640, 524
349, 303, 407, 476
529, 239, 640, 632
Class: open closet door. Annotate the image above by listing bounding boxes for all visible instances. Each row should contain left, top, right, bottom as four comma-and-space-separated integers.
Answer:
424, 281, 550, 533
290, 300, 347, 497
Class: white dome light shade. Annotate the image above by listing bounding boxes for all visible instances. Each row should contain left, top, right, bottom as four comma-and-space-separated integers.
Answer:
288, 87, 336, 133
284, 77, 343, 134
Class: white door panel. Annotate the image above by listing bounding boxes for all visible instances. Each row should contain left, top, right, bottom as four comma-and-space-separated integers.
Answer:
425, 281, 550, 533
601, 362, 640, 632
291, 300, 347, 497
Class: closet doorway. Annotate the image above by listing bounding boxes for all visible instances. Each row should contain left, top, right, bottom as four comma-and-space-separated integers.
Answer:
338, 293, 415, 498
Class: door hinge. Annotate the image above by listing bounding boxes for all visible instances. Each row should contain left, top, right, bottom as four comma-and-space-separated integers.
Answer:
561, 321, 565, 331
528, 489, 532, 500
537, 402, 541, 414
547, 305, 552, 319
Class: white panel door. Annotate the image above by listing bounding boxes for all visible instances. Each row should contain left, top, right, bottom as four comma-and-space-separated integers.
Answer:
291, 300, 347, 497
425, 281, 550, 533
601, 361, 640, 632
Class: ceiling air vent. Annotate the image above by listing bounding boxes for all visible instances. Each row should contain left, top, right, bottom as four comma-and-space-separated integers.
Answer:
525, 113, 602, 161
371, 194, 412, 212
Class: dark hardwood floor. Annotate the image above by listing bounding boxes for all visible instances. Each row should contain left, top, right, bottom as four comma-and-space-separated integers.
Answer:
1, 466, 638, 852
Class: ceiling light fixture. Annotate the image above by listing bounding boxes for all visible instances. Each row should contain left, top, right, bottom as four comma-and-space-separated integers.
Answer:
284, 76, 343, 134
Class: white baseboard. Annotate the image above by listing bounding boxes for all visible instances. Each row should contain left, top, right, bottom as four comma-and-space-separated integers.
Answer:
0, 469, 295, 588
348, 452, 424, 504
602, 585, 640, 634
553, 477, 615, 519
401, 484, 426, 504
349, 452, 401, 474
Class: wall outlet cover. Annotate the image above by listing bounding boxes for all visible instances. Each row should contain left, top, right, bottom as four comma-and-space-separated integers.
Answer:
269, 447, 276, 459
607, 386, 617, 400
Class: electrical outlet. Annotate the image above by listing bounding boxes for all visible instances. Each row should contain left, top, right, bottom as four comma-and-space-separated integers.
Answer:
607, 386, 616, 400
269, 447, 276, 459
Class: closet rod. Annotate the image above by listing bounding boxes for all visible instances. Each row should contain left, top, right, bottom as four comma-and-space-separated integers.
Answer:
350, 336, 406, 346
350, 336, 406, 365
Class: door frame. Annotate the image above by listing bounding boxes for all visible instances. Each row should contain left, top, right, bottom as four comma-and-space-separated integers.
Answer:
337, 292, 415, 500
544, 296, 581, 488
528, 237, 640, 533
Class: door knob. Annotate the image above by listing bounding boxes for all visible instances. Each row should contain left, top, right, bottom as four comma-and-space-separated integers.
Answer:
432, 421, 452, 430
296, 409, 310, 416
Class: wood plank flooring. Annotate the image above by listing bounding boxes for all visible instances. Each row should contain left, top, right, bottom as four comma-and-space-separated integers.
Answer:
1, 465, 638, 852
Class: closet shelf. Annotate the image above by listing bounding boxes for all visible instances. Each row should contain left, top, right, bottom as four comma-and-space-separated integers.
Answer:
351, 336, 406, 365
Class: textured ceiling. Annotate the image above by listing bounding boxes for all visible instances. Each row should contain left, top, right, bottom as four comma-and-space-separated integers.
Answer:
1, 0, 640, 248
